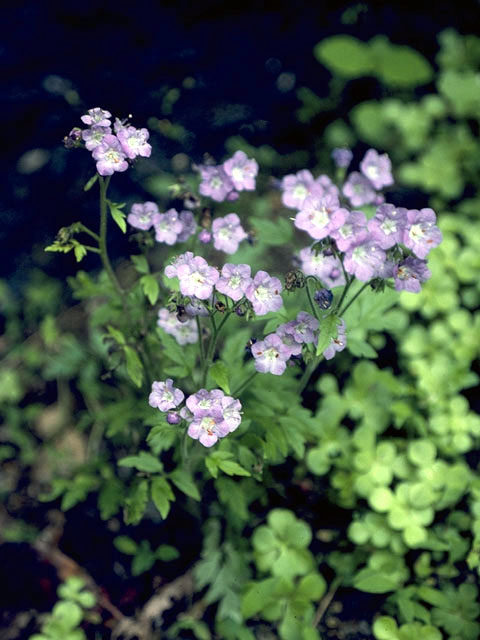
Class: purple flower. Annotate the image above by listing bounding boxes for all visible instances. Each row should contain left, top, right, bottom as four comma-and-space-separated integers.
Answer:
404, 208, 442, 259
127, 201, 160, 231
198, 229, 212, 244
285, 311, 319, 344
153, 208, 184, 245
251, 333, 291, 375
314, 289, 333, 309
281, 170, 315, 209
360, 149, 394, 190
186, 388, 225, 416
185, 297, 209, 317
275, 323, 303, 357
157, 308, 198, 345
117, 125, 152, 159
310, 174, 340, 200
294, 194, 348, 240
82, 125, 111, 151
220, 396, 243, 433
188, 412, 227, 447
81, 107, 112, 127
166, 412, 181, 425
332, 148, 353, 169
245, 270, 283, 316
149, 379, 184, 412
393, 257, 431, 293
164, 251, 194, 279
330, 210, 368, 252
176, 255, 219, 300
368, 204, 408, 249
92, 134, 129, 176
344, 238, 387, 281
212, 213, 247, 254
197, 165, 235, 202
223, 151, 258, 191
177, 211, 197, 242
298, 248, 345, 288
216, 263, 252, 301
323, 319, 347, 360
184, 389, 242, 447
342, 172, 377, 207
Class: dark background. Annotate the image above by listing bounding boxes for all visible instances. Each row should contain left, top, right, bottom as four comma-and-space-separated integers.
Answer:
3, 0, 479, 284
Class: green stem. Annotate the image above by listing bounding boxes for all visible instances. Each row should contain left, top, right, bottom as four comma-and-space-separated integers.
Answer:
298, 355, 322, 394
78, 223, 100, 243
196, 316, 206, 367
98, 176, 125, 300
334, 275, 353, 313
83, 244, 101, 254
338, 281, 371, 316
305, 277, 320, 320
232, 370, 258, 396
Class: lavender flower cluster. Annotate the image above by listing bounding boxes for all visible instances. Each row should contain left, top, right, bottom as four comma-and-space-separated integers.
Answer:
284, 149, 442, 293
194, 151, 259, 202
149, 381, 242, 447
65, 108, 152, 176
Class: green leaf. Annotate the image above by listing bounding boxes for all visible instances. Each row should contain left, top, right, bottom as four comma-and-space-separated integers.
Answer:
316, 313, 339, 356
131, 541, 156, 576
51, 601, 83, 630
209, 361, 231, 394
83, 174, 98, 192
353, 569, 400, 593
106, 325, 126, 345
140, 274, 159, 305
315, 35, 373, 78
114, 535, 138, 555
124, 345, 144, 388
131, 254, 149, 274
156, 544, 180, 561
109, 203, 127, 233
124, 479, 149, 525
151, 476, 175, 519
242, 578, 278, 618
98, 477, 124, 520
170, 469, 201, 501
119, 452, 163, 473
218, 460, 251, 477
250, 217, 293, 246
370, 36, 433, 87
73, 242, 87, 262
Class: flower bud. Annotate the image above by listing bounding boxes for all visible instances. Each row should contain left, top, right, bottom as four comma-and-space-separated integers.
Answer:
314, 288, 333, 309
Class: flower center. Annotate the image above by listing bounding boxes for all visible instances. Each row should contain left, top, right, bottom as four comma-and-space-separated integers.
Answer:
229, 275, 242, 289
254, 285, 271, 302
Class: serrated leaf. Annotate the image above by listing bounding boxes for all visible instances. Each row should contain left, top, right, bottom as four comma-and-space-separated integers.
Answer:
73, 242, 87, 262
131, 254, 149, 274
316, 313, 339, 356
140, 274, 159, 305
205, 456, 219, 478
124, 345, 143, 388
209, 361, 230, 393
124, 479, 149, 525
218, 460, 251, 477
119, 452, 163, 473
83, 174, 98, 192
151, 476, 175, 519
98, 477, 124, 520
109, 203, 127, 233
170, 469, 201, 501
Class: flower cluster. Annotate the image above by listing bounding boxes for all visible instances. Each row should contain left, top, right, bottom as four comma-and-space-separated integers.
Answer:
195, 151, 258, 202
251, 311, 346, 374
157, 308, 198, 345
66, 108, 152, 176
127, 203, 196, 245
149, 383, 242, 447
289, 149, 442, 293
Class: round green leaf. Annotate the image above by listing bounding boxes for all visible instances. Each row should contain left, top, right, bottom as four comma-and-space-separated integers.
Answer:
314, 36, 373, 78
408, 440, 436, 467
369, 487, 394, 513
403, 524, 427, 547
253, 526, 276, 553
349, 521, 370, 545
373, 616, 398, 640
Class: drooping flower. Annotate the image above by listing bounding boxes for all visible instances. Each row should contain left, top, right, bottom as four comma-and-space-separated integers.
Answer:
245, 270, 283, 316
175, 254, 219, 299
323, 319, 347, 360
332, 148, 353, 169
360, 149, 394, 191
212, 213, 248, 254
153, 209, 184, 245
393, 256, 431, 293
251, 333, 292, 375
342, 172, 377, 207
127, 201, 160, 230
367, 204, 408, 249
216, 263, 252, 301
92, 134, 129, 176
403, 208, 442, 259
223, 151, 258, 191
294, 194, 349, 241
157, 308, 198, 345
314, 289, 333, 309
177, 210, 197, 242
149, 379, 184, 412
184, 297, 209, 317
81, 107, 112, 127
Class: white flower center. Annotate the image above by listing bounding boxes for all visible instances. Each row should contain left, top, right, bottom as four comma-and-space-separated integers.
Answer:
310, 208, 329, 228
293, 184, 307, 199
232, 167, 244, 182
254, 285, 272, 302
381, 219, 398, 235
229, 275, 242, 289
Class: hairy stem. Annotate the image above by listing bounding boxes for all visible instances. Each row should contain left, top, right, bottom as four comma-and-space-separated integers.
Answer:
98, 176, 125, 300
